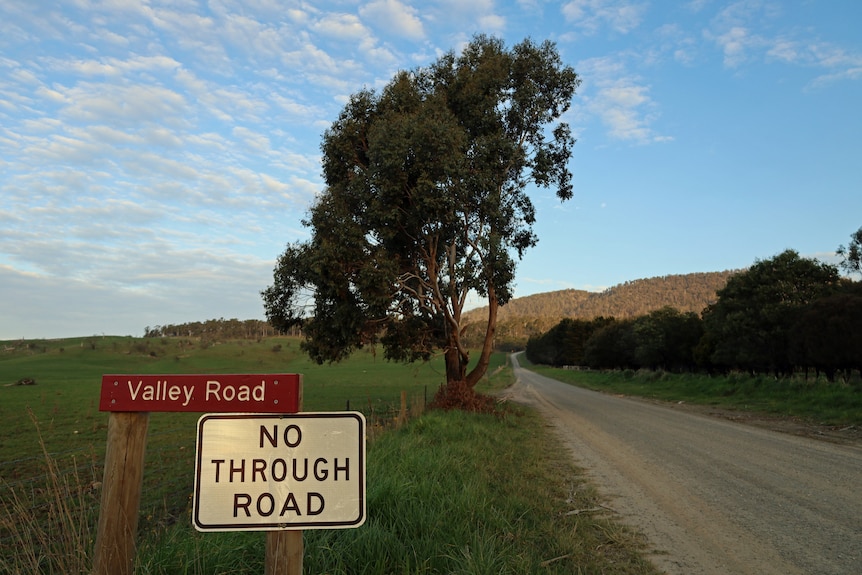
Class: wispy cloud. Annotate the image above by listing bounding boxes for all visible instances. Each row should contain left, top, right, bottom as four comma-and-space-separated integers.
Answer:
769, 39, 862, 87
425, 0, 506, 37
360, 0, 425, 40
704, 1, 862, 83
562, 0, 646, 35
577, 56, 672, 144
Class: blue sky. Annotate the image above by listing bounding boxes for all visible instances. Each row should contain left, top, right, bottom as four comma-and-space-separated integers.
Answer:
1, 0, 860, 339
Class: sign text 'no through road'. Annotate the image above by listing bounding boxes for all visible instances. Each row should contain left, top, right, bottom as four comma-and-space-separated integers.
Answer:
193, 412, 366, 531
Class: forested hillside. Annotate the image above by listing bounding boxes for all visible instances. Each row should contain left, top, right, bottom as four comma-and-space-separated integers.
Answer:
141, 272, 736, 351
462, 271, 737, 349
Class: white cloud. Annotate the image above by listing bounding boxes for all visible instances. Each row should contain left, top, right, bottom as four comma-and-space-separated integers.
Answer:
53, 83, 189, 126
0, 249, 273, 339
35, 86, 68, 105
766, 38, 862, 86
562, 0, 646, 34
221, 13, 291, 60
26, 134, 106, 164
577, 56, 671, 144
8, 67, 40, 84
479, 13, 506, 32
314, 13, 370, 41
766, 38, 800, 63
174, 68, 270, 123
270, 93, 324, 120
359, 0, 425, 40
55, 54, 181, 77
709, 25, 762, 67
425, 0, 505, 36
232, 126, 272, 153
703, 6, 862, 86
653, 23, 699, 65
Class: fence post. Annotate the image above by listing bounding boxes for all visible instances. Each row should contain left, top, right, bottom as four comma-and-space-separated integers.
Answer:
91, 411, 149, 575
396, 390, 407, 428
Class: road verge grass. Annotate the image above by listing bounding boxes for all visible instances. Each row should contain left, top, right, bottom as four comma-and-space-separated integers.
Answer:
135, 408, 658, 575
523, 360, 862, 427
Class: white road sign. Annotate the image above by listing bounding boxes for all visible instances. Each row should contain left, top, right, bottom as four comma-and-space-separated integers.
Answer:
193, 412, 366, 531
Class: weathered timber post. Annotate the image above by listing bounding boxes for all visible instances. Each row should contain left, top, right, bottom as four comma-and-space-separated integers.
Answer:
266, 530, 303, 575
92, 411, 149, 575
396, 390, 407, 428
265, 377, 304, 575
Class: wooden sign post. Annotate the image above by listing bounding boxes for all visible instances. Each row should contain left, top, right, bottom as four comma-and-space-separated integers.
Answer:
92, 411, 149, 575
93, 374, 302, 575
265, 382, 304, 575
266, 530, 304, 575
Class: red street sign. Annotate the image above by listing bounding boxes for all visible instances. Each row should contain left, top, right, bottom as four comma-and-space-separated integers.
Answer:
99, 374, 301, 413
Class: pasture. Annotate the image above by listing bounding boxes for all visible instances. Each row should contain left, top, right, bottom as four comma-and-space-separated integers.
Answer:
0, 336, 454, 531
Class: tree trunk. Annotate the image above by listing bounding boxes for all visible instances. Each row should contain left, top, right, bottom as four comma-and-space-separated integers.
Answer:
444, 343, 467, 383
432, 289, 499, 412
465, 287, 498, 389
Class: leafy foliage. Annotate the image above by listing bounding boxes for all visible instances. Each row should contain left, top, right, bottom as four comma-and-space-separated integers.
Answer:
837, 226, 862, 276
789, 284, 862, 381
263, 36, 579, 397
524, 317, 613, 366
632, 307, 703, 371
701, 250, 841, 375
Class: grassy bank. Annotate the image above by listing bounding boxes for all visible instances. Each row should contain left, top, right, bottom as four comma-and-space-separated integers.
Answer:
522, 359, 862, 427
135, 408, 657, 575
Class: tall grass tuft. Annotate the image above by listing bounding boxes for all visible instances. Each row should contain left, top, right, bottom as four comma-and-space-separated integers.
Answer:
0, 409, 99, 575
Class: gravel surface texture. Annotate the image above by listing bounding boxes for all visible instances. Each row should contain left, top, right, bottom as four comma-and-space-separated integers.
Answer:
506, 354, 862, 575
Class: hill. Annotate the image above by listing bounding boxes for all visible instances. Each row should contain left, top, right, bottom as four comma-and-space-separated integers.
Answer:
463, 270, 738, 348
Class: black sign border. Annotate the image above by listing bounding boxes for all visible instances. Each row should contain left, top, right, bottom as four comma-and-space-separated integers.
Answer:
193, 412, 366, 531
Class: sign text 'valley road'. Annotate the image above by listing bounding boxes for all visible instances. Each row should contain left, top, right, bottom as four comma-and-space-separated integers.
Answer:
99, 374, 302, 413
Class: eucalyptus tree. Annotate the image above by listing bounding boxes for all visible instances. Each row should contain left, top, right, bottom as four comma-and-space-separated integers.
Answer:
633, 307, 703, 372
262, 36, 579, 405
701, 250, 841, 376
837, 226, 862, 276
790, 289, 862, 381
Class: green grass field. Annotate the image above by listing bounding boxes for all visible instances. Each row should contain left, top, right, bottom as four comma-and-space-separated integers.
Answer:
0, 336, 458, 544
1, 336, 658, 575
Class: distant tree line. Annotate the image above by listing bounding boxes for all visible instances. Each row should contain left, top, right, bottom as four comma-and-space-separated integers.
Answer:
143, 318, 300, 340
527, 244, 862, 382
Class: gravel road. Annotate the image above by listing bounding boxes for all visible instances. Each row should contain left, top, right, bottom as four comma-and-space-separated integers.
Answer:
506, 354, 862, 575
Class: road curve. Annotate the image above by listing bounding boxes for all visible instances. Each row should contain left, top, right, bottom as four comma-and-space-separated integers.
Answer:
507, 354, 862, 575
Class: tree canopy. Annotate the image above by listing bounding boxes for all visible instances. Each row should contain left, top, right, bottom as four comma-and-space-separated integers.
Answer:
701, 250, 841, 376
837, 226, 862, 277
262, 35, 579, 405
